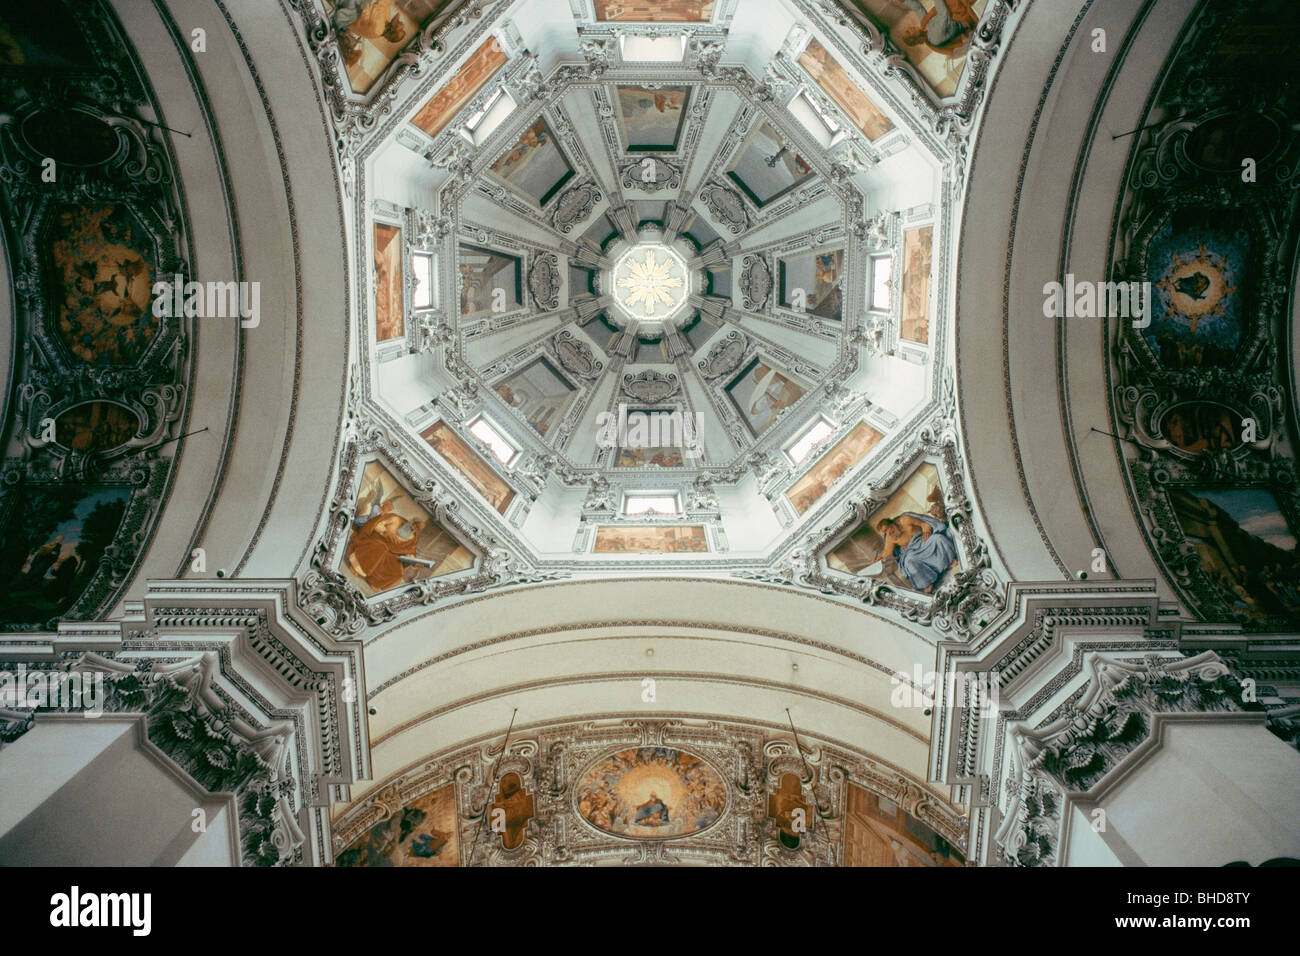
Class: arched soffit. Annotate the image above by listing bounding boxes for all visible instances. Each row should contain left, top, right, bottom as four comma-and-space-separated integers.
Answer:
356, 576, 940, 807
955, 0, 1196, 589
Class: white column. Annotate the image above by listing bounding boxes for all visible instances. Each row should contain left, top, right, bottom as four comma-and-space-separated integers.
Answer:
0, 716, 237, 866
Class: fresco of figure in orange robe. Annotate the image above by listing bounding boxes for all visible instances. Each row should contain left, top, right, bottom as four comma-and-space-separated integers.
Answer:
346, 512, 423, 592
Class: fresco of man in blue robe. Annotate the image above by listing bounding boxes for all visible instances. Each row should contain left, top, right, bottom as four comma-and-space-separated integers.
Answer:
634, 792, 669, 826
876, 512, 957, 593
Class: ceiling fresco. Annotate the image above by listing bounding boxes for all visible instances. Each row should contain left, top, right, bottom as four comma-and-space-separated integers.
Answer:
0, 0, 190, 629
1108, 2, 1300, 633
331, 717, 968, 867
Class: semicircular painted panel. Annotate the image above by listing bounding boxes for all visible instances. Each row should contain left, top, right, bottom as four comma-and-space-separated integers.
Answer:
575, 746, 726, 840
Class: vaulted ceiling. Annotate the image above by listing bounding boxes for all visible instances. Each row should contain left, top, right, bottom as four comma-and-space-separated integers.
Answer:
2, 0, 1297, 867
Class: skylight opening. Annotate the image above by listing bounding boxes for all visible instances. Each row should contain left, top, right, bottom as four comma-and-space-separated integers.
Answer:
787, 89, 845, 149
468, 415, 519, 466
870, 254, 892, 311
786, 417, 835, 465
623, 492, 681, 516
412, 252, 436, 309
460, 87, 516, 146
619, 35, 687, 63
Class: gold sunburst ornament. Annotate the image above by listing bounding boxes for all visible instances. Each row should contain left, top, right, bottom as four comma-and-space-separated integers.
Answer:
615, 247, 685, 318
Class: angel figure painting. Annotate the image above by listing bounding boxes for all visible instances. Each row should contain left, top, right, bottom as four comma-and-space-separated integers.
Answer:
826, 463, 958, 594
341, 462, 473, 596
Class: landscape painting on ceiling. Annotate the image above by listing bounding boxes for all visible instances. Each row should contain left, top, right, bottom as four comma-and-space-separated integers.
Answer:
798, 38, 895, 141
420, 421, 515, 513
1143, 209, 1251, 369
335, 783, 460, 866
843, 784, 964, 866
0, 485, 130, 626
1171, 487, 1300, 621
726, 357, 807, 436
826, 463, 958, 595
576, 748, 726, 839
615, 85, 690, 151
410, 35, 508, 137
725, 121, 814, 207
489, 119, 574, 206
373, 222, 404, 341
779, 248, 845, 320
494, 357, 576, 438
458, 244, 521, 320
847, 0, 988, 98
593, 525, 708, 553
341, 461, 474, 596
900, 225, 932, 344
327, 1, 457, 94
50, 205, 157, 366
786, 422, 884, 515
593, 1, 714, 21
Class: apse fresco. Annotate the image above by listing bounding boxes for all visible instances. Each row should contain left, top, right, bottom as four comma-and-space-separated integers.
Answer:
798, 39, 894, 141
726, 358, 807, 436
458, 244, 521, 319
616, 85, 690, 151
341, 461, 473, 596
593, 0, 714, 21
50, 205, 157, 366
410, 35, 508, 137
826, 463, 958, 595
327, 0, 458, 94
420, 421, 515, 513
1144, 211, 1250, 369
54, 402, 140, 454
846, 0, 988, 98
0, 485, 130, 625
779, 248, 845, 320
1172, 488, 1300, 620
593, 525, 708, 553
900, 225, 932, 344
493, 358, 576, 438
489, 119, 574, 205
373, 223, 404, 341
725, 121, 814, 207
843, 784, 964, 866
576, 748, 726, 839
786, 422, 884, 515
1159, 402, 1243, 455
335, 783, 459, 866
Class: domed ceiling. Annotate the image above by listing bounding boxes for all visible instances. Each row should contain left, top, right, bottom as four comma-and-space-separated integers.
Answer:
321, 0, 978, 584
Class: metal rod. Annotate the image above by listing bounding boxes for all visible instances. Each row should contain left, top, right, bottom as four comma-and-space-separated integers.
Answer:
1089, 426, 1143, 448
468, 707, 517, 866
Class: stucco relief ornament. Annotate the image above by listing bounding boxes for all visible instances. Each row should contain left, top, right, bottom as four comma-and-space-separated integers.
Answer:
691, 37, 726, 77
865, 210, 892, 250
622, 369, 680, 403
428, 136, 474, 181
583, 476, 615, 513
528, 253, 561, 311
553, 330, 602, 379
552, 182, 600, 234
579, 37, 616, 76
740, 255, 772, 311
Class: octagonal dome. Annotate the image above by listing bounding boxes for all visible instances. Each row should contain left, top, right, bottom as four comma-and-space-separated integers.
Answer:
354, 0, 954, 570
